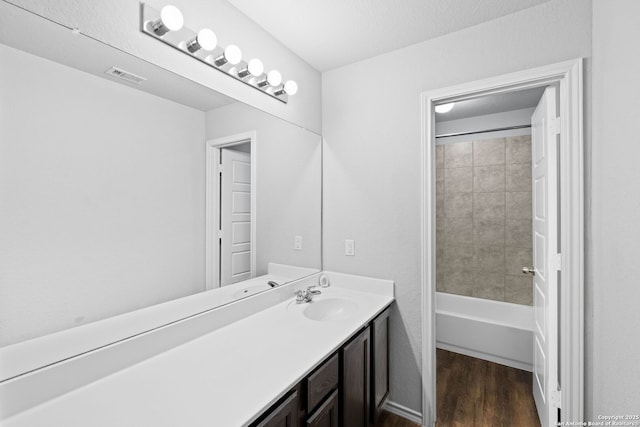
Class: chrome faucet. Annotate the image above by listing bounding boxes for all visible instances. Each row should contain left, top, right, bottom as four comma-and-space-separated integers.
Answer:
294, 285, 322, 304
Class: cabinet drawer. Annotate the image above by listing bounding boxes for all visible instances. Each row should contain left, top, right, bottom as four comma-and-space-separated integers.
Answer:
306, 352, 339, 412
306, 389, 339, 427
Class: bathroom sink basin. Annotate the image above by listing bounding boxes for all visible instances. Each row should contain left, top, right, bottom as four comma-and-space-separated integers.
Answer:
302, 298, 358, 321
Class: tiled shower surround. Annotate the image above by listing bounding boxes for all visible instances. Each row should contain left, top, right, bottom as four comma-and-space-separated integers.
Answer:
435, 136, 533, 305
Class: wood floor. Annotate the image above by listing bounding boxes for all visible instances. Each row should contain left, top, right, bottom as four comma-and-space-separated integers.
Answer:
435, 349, 540, 427
375, 349, 540, 427
376, 411, 422, 427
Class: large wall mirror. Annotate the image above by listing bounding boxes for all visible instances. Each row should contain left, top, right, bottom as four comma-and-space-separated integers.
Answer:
0, 2, 321, 372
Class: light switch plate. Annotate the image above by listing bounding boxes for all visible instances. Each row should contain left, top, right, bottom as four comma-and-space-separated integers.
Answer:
345, 239, 355, 256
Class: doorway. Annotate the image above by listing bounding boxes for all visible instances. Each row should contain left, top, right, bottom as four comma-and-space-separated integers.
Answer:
420, 60, 584, 427
206, 132, 257, 289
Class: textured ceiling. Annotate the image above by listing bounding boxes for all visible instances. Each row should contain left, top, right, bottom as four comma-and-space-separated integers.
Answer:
227, 0, 551, 71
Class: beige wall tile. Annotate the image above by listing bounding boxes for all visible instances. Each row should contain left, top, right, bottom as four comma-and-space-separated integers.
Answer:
436, 145, 444, 169
438, 135, 536, 305
473, 192, 505, 219
436, 269, 446, 292
505, 246, 533, 276
436, 244, 445, 272
444, 218, 473, 245
444, 141, 472, 168
474, 244, 505, 274
506, 191, 532, 220
473, 218, 504, 245
472, 274, 505, 301
505, 275, 533, 305
445, 167, 473, 192
443, 271, 474, 296
506, 163, 531, 192
505, 219, 532, 247
445, 192, 473, 218
436, 181, 445, 217
443, 244, 474, 272
473, 138, 505, 166
473, 165, 505, 192
506, 135, 532, 164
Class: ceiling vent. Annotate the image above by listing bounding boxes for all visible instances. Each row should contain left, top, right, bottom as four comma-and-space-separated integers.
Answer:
105, 67, 146, 85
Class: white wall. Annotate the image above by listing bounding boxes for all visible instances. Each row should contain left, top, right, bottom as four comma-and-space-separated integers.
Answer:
0, 44, 206, 346
206, 103, 322, 274
591, 0, 640, 416
5, 0, 322, 134
322, 0, 591, 414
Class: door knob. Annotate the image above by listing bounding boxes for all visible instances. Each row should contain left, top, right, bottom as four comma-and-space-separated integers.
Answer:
522, 267, 536, 276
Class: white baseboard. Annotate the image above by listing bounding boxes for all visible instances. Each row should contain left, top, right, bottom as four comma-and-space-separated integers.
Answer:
383, 400, 423, 425
436, 342, 533, 372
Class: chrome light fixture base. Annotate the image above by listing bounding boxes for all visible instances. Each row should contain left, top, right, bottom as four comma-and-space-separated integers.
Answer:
140, 3, 290, 104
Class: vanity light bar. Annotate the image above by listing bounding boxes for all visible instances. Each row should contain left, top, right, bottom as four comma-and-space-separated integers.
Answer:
140, 3, 297, 104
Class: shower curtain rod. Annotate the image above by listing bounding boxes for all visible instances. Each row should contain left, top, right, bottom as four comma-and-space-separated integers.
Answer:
435, 124, 531, 139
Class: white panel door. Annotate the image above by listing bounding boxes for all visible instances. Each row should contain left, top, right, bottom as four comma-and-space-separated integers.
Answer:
531, 86, 560, 427
220, 148, 252, 285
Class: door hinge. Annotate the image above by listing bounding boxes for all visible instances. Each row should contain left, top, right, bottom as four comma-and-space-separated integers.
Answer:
551, 253, 562, 271
217, 230, 223, 239
217, 164, 223, 174
551, 116, 561, 135
550, 389, 562, 408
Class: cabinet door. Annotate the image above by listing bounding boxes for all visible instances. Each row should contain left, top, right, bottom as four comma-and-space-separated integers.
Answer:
342, 326, 370, 427
306, 390, 339, 427
255, 390, 299, 427
371, 307, 390, 423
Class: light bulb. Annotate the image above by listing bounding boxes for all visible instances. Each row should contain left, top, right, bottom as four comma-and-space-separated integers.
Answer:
284, 80, 298, 95
435, 102, 455, 113
266, 70, 282, 86
186, 28, 217, 53
153, 5, 184, 36
238, 58, 264, 78
225, 45, 242, 65
247, 59, 264, 76
274, 80, 299, 97
215, 45, 242, 66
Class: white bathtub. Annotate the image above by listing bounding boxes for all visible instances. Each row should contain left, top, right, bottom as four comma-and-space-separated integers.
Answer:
436, 292, 534, 371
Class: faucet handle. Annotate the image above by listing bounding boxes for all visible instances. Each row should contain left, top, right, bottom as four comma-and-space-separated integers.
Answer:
294, 289, 307, 303
307, 285, 321, 295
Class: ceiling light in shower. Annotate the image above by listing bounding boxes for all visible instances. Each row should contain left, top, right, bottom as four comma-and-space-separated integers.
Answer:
238, 58, 264, 78
435, 102, 455, 113
152, 5, 184, 36
214, 45, 242, 66
186, 28, 217, 53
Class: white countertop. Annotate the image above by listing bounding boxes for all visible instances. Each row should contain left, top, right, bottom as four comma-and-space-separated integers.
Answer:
2, 274, 393, 427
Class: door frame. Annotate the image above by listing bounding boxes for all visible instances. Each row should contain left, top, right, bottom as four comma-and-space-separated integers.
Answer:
419, 59, 584, 426
205, 131, 257, 290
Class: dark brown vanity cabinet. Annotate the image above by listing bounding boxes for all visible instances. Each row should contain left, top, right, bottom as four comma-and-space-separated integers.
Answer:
253, 389, 299, 427
306, 389, 339, 427
251, 304, 391, 427
341, 326, 371, 427
370, 307, 390, 423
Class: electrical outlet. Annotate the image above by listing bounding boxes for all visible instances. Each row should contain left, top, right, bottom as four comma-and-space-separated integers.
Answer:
294, 235, 303, 251
345, 239, 355, 256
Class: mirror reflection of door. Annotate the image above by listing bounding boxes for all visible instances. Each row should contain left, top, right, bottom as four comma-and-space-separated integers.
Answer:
220, 144, 252, 286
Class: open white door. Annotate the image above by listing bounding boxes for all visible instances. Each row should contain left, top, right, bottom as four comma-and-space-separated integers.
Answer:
220, 147, 252, 285
531, 86, 561, 427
